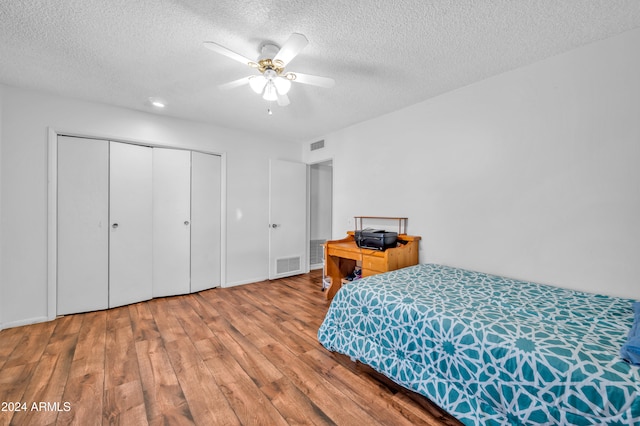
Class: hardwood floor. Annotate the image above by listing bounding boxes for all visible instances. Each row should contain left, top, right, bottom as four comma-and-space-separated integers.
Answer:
0, 270, 461, 425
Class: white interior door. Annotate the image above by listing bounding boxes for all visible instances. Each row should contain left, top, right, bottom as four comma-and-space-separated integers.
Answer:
57, 136, 109, 315
109, 142, 153, 308
153, 148, 191, 297
269, 159, 307, 279
191, 152, 222, 292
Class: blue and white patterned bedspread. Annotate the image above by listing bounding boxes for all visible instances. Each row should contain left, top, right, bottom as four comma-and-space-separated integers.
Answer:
317, 264, 640, 425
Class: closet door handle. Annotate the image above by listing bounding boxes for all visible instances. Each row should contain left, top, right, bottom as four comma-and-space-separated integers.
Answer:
184, 221, 190, 225
112, 223, 119, 229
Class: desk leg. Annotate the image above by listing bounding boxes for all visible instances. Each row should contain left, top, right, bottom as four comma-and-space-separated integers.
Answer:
325, 254, 340, 300
325, 254, 355, 300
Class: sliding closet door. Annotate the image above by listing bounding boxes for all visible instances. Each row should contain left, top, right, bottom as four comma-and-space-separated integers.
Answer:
152, 148, 191, 297
57, 136, 109, 315
109, 142, 153, 308
190, 152, 222, 292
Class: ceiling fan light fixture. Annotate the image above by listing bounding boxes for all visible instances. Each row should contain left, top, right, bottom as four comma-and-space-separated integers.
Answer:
274, 76, 291, 95
249, 75, 267, 94
263, 81, 278, 101
263, 84, 277, 102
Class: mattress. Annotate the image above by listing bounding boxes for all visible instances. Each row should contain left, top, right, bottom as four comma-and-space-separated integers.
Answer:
317, 263, 640, 425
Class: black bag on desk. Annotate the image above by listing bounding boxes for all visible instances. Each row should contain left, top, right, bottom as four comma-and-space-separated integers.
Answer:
354, 228, 398, 251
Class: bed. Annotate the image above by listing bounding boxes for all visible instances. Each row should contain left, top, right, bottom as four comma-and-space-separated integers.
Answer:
317, 263, 640, 425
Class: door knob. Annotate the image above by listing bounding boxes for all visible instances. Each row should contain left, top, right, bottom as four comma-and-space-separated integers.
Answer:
112, 223, 119, 229
184, 221, 190, 225
271, 223, 279, 228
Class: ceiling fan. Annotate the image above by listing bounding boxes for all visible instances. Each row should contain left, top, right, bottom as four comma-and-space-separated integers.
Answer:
203, 33, 335, 109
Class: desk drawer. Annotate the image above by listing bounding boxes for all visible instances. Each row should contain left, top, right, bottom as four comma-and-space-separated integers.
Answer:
362, 255, 387, 272
328, 247, 359, 260
361, 268, 379, 277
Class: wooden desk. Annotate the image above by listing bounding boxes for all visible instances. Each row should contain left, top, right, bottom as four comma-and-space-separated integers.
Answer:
324, 232, 421, 300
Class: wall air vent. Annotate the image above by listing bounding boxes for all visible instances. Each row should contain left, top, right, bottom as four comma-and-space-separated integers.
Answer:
310, 140, 325, 151
276, 256, 301, 274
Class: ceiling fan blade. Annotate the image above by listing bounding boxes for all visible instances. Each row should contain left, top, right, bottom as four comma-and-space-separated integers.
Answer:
218, 76, 252, 90
288, 72, 335, 88
276, 92, 290, 107
273, 33, 308, 66
203, 41, 256, 67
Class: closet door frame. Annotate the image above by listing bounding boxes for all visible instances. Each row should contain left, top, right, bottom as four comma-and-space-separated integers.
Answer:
47, 127, 226, 321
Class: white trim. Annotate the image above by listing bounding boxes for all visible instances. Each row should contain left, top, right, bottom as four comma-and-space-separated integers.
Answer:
47, 128, 58, 321
219, 152, 227, 290
223, 276, 268, 288
47, 127, 219, 153
47, 127, 227, 321
2, 316, 50, 330
306, 164, 311, 274
0, 86, 3, 330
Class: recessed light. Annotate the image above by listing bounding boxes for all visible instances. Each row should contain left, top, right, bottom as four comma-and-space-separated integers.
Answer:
148, 97, 166, 108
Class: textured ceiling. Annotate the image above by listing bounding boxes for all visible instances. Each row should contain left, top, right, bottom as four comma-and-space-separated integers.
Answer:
1, 1, 640, 143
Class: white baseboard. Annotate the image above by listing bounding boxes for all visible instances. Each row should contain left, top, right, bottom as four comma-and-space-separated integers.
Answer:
222, 276, 269, 288
1, 316, 50, 330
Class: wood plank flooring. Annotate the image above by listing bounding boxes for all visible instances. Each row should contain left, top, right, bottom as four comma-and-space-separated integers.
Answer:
0, 270, 461, 425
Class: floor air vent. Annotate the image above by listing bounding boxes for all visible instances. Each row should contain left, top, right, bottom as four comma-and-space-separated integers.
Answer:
277, 256, 301, 275
309, 239, 325, 265
310, 140, 325, 151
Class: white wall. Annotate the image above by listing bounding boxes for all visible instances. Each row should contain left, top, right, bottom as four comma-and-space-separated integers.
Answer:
305, 28, 640, 300
0, 85, 301, 329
